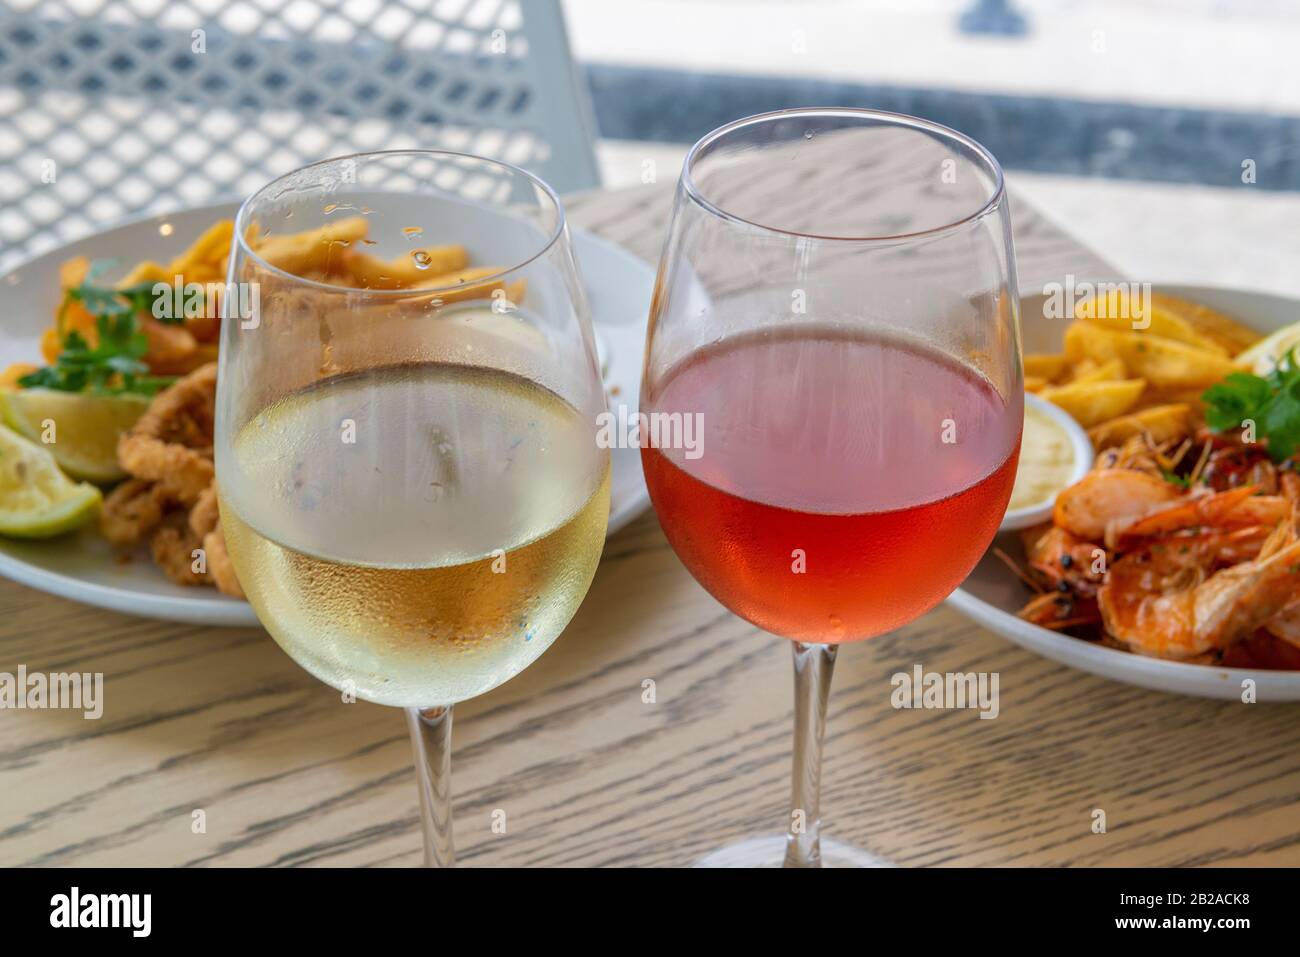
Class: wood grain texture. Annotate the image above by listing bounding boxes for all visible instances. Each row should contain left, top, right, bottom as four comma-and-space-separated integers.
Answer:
3, 183, 1297, 868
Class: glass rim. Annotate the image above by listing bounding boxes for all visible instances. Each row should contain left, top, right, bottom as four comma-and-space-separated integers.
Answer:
232, 148, 568, 297
681, 107, 1008, 244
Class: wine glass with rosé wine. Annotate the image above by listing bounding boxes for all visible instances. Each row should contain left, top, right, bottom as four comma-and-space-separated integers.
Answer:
640, 110, 1023, 867
215, 151, 610, 867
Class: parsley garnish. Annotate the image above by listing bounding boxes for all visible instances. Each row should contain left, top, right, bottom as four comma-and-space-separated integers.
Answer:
1202, 347, 1300, 462
17, 259, 177, 396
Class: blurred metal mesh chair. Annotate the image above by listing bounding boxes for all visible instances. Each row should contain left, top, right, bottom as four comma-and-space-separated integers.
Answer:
0, 0, 600, 271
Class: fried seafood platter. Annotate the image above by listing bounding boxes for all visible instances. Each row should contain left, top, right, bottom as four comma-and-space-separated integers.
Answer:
975, 284, 1300, 677
0, 209, 510, 608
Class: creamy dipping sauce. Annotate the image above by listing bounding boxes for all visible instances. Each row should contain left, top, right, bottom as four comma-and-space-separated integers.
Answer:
1009, 403, 1077, 511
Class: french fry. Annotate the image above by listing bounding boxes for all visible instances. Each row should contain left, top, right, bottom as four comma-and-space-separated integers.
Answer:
344, 245, 470, 289
40, 326, 62, 364
1024, 375, 1048, 393
251, 216, 370, 276
1152, 292, 1260, 356
59, 256, 90, 290
47, 298, 99, 357
169, 220, 234, 275
1088, 404, 1194, 448
411, 266, 526, 306
1075, 288, 1228, 356
0, 362, 37, 390
46, 255, 95, 359
1134, 384, 1209, 410
1040, 378, 1146, 428
1071, 357, 1125, 384
1024, 353, 1069, 381
119, 260, 169, 286
411, 264, 499, 289
1063, 321, 1236, 389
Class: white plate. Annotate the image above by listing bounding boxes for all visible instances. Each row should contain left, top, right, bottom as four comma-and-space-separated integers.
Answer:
0, 202, 655, 626
950, 283, 1300, 700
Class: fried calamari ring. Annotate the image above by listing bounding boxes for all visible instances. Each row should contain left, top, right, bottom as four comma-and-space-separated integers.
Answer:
100, 478, 169, 546
203, 525, 245, 599
118, 363, 217, 505
149, 515, 210, 587
188, 482, 245, 597
189, 484, 220, 538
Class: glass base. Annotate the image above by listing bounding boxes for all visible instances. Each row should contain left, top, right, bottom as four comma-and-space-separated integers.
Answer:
693, 834, 893, 868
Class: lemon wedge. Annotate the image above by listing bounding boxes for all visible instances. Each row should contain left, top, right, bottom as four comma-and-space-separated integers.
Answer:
1235, 321, 1300, 376
0, 388, 149, 484
0, 425, 102, 539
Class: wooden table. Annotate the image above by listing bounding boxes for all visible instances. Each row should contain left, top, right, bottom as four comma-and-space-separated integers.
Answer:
3, 183, 1298, 868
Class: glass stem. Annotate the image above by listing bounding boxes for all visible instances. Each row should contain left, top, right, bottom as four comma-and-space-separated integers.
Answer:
783, 641, 838, 868
406, 705, 455, 867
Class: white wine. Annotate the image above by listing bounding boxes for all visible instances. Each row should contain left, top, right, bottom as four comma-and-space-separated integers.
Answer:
219, 363, 610, 707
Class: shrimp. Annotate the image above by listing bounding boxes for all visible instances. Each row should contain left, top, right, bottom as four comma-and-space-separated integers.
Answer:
1018, 590, 1101, 631
1094, 435, 1161, 475
1143, 525, 1274, 566
1265, 599, 1300, 649
1281, 470, 1300, 507
1024, 525, 1107, 597
1200, 445, 1277, 493
1099, 521, 1300, 661
1052, 468, 1181, 542
1112, 485, 1289, 547
1221, 630, 1300, 670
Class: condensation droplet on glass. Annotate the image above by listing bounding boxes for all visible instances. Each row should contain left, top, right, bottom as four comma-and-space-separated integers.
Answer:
403, 226, 424, 241
412, 249, 433, 269
803, 130, 814, 140
323, 203, 339, 214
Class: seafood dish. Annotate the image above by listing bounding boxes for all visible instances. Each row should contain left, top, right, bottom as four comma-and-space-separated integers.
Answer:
1013, 287, 1300, 668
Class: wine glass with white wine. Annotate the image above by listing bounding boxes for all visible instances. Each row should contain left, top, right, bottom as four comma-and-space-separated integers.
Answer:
215, 151, 610, 867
